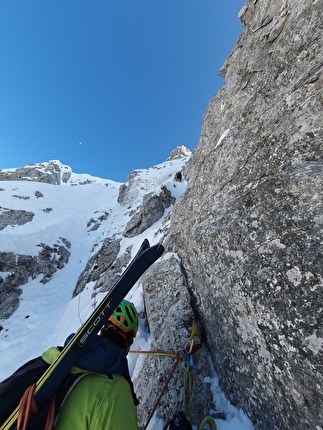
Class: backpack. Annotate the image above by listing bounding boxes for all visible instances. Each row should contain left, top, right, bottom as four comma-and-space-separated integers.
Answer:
0, 355, 82, 429
174, 171, 182, 182
0, 335, 138, 429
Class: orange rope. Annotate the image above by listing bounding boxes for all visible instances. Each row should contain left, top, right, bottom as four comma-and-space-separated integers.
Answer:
17, 383, 37, 430
44, 396, 56, 430
17, 383, 56, 430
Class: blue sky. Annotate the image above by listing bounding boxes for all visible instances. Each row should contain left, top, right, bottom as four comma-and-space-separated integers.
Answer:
0, 1, 245, 182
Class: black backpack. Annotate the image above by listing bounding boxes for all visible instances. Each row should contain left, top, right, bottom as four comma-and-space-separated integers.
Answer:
0, 356, 82, 429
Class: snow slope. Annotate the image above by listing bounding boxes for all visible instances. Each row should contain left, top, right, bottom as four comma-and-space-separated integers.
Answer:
0, 159, 254, 430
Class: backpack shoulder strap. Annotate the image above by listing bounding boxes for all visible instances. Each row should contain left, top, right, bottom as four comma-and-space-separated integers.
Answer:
54, 373, 90, 420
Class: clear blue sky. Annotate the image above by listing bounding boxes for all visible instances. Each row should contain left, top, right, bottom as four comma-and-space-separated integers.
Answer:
0, 1, 245, 182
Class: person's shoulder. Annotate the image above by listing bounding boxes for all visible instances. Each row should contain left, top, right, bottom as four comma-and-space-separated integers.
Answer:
76, 373, 132, 410
95, 373, 132, 399
94, 373, 128, 389
78, 373, 128, 391
62, 373, 129, 409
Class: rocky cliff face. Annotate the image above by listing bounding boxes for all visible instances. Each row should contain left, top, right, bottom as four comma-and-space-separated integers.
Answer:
167, 0, 322, 429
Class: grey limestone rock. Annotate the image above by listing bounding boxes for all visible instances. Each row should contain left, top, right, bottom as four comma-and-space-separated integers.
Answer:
124, 186, 175, 238
0, 209, 34, 230
135, 254, 214, 428
167, 0, 323, 428
0, 161, 62, 184
73, 237, 132, 297
0, 240, 71, 319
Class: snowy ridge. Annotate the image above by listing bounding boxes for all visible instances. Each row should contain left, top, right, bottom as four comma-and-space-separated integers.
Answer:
118, 157, 189, 208
0, 156, 188, 366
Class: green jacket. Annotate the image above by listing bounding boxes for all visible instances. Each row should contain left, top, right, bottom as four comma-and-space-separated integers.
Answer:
54, 373, 139, 430
42, 348, 139, 430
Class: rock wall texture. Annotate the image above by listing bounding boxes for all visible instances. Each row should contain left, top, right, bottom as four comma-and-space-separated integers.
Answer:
135, 254, 214, 427
124, 186, 175, 238
0, 239, 71, 319
73, 237, 131, 297
167, 0, 322, 429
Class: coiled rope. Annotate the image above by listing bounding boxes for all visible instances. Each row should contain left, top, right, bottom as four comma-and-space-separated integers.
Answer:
17, 383, 55, 430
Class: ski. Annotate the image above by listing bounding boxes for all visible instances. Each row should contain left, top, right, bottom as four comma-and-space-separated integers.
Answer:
1, 239, 164, 430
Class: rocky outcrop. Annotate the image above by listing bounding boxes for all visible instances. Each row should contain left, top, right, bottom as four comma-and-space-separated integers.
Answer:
73, 237, 132, 297
135, 254, 214, 427
0, 209, 34, 230
0, 239, 71, 318
124, 186, 175, 238
87, 211, 109, 232
118, 170, 141, 206
0, 161, 66, 184
167, 0, 322, 429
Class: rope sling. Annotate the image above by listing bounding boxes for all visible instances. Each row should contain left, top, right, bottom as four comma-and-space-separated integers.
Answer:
129, 323, 217, 430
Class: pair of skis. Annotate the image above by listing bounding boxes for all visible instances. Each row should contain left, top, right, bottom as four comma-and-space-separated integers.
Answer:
1, 239, 164, 430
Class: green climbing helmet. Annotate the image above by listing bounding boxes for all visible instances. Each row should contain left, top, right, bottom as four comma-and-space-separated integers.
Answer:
108, 299, 139, 337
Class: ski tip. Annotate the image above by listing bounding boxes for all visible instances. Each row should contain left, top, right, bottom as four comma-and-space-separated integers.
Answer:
156, 243, 165, 256
140, 239, 164, 257
142, 238, 150, 249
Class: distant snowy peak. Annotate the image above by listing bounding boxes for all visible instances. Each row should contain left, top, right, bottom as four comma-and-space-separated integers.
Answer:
0, 160, 69, 185
0, 160, 117, 187
167, 145, 191, 161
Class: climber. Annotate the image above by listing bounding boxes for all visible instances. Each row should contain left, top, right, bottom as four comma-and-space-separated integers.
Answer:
51, 299, 140, 429
174, 171, 182, 182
